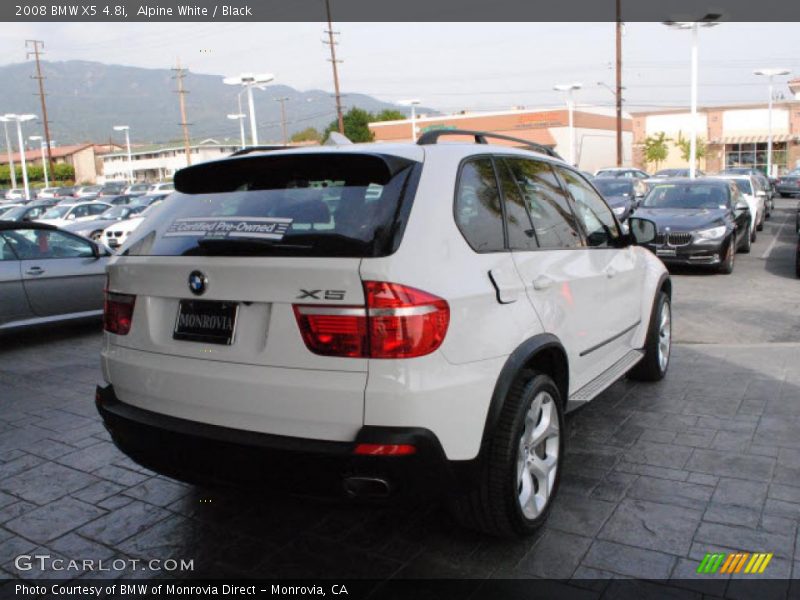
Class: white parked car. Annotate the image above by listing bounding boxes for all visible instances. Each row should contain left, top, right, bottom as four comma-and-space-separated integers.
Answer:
36, 201, 112, 228
100, 199, 164, 249
712, 174, 765, 242
5, 188, 25, 201
96, 131, 672, 537
35, 187, 61, 199
147, 182, 175, 194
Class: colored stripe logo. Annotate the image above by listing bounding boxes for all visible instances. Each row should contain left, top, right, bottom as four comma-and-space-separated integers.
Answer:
697, 552, 773, 574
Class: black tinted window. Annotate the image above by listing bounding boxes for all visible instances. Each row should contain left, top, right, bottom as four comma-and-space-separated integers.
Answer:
496, 159, 536, 251
129, 154, 418, 258
455, 158, 505, 252
504, 158, 582, 249
557, 167, 620, 248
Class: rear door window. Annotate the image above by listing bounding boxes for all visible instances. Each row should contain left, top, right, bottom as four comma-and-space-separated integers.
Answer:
454, 157, 505, 252
496, 159, 536, 251
129, 153, 419, 258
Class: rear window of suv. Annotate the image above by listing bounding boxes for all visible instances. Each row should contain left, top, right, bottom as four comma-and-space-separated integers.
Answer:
126, 153, 419, 258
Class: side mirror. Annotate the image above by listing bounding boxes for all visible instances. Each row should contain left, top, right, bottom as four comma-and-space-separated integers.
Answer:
66, 213, 76, 220
735, 201, 749, 211
627, 217, 657, 245
90, 242, 101, 258
756, 190, 767, 197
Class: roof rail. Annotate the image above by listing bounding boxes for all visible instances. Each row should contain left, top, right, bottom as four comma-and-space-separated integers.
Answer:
416, 129, 562, 160
229, 145, 288, 157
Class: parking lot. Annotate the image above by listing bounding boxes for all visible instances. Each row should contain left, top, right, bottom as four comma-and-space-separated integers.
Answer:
0, 198, 798, 594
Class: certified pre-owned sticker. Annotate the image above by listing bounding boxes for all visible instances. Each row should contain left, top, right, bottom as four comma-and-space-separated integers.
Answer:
164, 217, 293, 240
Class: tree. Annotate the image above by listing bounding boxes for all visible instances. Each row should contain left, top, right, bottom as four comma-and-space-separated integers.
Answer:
374, 109, 406, 122
676, 131, 706, 166
323, 107, 375, 143
290, 127, 322, 143
643, 132, 671, 171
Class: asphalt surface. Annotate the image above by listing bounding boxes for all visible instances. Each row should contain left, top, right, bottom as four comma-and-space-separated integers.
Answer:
0, 198, 798, 596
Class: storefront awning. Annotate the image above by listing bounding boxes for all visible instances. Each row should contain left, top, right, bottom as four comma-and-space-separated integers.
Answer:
711, 133, 797, 145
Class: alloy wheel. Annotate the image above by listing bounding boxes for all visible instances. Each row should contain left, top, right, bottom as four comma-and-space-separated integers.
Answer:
658, 299, 671, 373
517, 391, 560, 520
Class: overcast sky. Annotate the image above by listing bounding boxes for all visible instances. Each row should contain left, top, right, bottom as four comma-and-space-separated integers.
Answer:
1, 22, 799, 114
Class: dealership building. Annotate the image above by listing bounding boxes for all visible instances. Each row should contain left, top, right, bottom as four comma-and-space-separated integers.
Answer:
631, 80, 800, 175
368, 107, 633, 173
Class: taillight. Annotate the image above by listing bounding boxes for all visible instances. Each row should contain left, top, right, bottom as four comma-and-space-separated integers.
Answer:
292, 305, 368, 358
104, 291, 136, 335
293, 281, 449, 359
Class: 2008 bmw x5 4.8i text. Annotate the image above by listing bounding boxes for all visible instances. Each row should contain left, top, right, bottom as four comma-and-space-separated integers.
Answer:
96, 130, 671, 537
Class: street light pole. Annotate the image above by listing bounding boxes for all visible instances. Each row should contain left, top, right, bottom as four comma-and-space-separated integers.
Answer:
0, 118, 17, 189
14, 120, 30, 199
663, 16, 720, 179
4, 114, 36, 199
227, 114, 246, 149
754, 68, 791, 177
554, 83, 582, 166
399, 99, 421, 141
30, 135, 48, 187
224, 73, 275, 147
689, 23, 698, 179
114, 126, 133, 183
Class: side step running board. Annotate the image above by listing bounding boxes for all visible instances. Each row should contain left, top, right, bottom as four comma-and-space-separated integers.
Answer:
566, 349, 644, 412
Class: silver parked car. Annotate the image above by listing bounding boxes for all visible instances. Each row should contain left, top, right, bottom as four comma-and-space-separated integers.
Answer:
0, 222, 111, 331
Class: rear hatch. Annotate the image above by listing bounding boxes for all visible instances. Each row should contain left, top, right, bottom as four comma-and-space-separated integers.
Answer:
104, 149, 422, 440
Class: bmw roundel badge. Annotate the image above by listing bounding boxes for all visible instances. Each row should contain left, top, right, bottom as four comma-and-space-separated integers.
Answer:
188, 271, 207, 296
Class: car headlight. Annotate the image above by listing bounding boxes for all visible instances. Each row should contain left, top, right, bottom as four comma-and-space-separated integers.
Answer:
695, 225, 726, 240
612, 206, 626, 216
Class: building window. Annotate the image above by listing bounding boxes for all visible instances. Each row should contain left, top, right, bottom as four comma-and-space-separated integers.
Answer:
724, 142, 787, 174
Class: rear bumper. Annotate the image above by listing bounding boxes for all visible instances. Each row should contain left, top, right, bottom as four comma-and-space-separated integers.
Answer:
96, 384, 460, 499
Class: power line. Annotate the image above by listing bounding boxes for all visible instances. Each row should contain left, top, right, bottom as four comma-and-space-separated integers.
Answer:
25, 39, 54, 175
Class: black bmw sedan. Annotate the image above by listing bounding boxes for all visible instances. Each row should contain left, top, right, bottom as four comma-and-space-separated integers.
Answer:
591, 178, 644, 222
635, 178, 752, 274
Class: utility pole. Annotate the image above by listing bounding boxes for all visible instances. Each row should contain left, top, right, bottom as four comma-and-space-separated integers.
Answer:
275, 97, 290, 144
26, 40, 54, 176
172, 58, 192, 167
324, 0, 345, 134
615, 1, 623, 166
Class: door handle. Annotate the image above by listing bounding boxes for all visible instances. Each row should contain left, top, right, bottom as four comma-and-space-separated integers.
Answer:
532, 275, 554, 291
25, 266, 45, 276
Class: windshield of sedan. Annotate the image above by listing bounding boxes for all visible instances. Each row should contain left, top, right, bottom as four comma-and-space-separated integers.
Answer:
101, 205, 132, 219
40, 206, 71, 219
642, 184, 731, 210
732, 179, 753, 195
592, 180, 632, 196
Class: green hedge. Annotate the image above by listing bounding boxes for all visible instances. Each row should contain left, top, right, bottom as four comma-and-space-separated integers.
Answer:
0, 163, 75, 186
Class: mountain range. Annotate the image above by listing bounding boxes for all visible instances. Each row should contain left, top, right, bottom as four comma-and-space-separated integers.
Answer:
0, 60, 413, 146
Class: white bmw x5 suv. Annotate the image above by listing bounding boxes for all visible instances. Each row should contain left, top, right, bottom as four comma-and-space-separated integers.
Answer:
97, 130, 671, 537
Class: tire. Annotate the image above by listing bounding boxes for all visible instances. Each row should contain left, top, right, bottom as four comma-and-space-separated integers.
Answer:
718, 236, 735, 274
743, 224, 753, 252
449, 372, 564, 537
629, 291, 671, 382
757, 213, 764, 232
